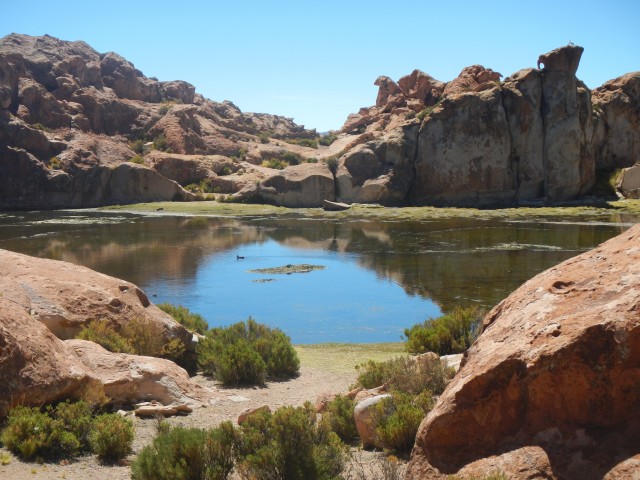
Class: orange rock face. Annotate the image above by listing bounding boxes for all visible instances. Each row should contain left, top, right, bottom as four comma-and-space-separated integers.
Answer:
406, 224, 640, 479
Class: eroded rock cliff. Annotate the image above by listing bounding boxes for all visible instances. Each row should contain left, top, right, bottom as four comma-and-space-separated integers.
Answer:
1, 34, 638, 208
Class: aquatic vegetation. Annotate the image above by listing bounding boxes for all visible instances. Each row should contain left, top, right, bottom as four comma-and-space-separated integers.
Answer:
249, 264, 326, 275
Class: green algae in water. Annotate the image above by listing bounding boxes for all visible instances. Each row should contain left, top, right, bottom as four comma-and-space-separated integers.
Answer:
249, 264, 326, 275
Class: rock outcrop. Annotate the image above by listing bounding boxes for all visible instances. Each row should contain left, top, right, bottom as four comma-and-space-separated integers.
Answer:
0, 248, 217, 412
0, 33, 317, 209
406, 224, 640, 479
2, 34, 639, 209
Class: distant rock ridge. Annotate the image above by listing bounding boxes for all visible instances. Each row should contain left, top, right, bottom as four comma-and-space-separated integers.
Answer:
1, 34, 639, 209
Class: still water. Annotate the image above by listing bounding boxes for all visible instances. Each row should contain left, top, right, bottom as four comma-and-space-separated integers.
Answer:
0, 210, 636, 343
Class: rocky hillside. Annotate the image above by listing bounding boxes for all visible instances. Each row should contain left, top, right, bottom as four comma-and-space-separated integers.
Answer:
1, 34, 639, 208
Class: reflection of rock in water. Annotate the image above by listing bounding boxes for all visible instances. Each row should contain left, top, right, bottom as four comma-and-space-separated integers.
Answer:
252, 278, 276, 283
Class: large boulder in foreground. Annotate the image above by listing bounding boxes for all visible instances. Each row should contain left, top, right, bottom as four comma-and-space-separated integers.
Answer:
406, 224, 640, 479
0, 248, 190, 344
65, 339, 211, 407
0, 297, 99, 412
0, 249, 217, 412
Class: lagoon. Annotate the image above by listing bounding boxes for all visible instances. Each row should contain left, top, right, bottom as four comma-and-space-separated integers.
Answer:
0, 208, 636, 343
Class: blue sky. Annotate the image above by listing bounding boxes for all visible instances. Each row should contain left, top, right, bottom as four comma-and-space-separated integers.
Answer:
1, 0, 638, 132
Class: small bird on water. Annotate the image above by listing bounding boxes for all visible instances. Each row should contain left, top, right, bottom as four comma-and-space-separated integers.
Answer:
236, 255, 245, 260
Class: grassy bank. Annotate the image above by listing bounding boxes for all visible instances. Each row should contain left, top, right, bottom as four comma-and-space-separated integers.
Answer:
295, 343, 405, 374
100, 199, 640, 222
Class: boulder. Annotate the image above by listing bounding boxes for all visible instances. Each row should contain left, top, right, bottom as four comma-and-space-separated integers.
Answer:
443, 65, 501, 96
259, 162, 335, 207
107, 162, 194, 204
315, 392, 337, 413
616, 163, 640, 198
66, 339, 212, 407
0, 248, 191, 345
592, 72, 640, 171
406, 224, 640, 479
354, 394, 392, 449
0, 296, 100, 413
237, 405, 271, 425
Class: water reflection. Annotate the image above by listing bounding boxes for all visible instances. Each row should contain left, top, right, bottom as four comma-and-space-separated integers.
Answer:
0, 211, 634, 342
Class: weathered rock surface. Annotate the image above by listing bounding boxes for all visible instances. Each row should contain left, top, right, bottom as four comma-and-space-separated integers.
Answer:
354, 393, 392, 449
0, 33, 317, 208
0, 248, 190, 343
66, 339, 211, 407
616, 164, 640, 198
406, 224, 640, 479
0, 248, 218, 412
0, 296, 100, 412
259, 162, 335, 207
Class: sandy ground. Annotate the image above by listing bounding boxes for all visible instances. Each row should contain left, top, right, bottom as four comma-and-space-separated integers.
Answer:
0, 346, 407, 479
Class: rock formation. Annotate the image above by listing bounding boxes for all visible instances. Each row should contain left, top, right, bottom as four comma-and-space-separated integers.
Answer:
0, 248, 216, 412
0, 33, 318, 208
1, 34, 639, 209
405, 224, 640, 479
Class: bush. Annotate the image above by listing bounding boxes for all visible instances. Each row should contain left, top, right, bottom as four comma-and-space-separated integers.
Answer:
285, 137, 319, 149
132, 423, 237, 480
258, 132, 271, 144
1, 402, 132, 462
49, 156, 62, 170
90, 414, 134, 462
404, 306, 485, 355
371, 392, 427, 453
153, 134, 170, 152
236, 403, 347, 480
131, 139, 145, 154
355, 356, 453, 396
77, 320, 135, 354
197, 318, 299, 386
1, 406, 78, 460
325, 157, 339, 175
321, 395, 358, 443
319, 132, 338, 146
76, 318, 187, 364
129, 154, 145, 164
53, 401, 94, 450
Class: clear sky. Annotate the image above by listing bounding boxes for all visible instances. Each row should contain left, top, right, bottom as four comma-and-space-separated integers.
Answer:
1, 0, 638, 132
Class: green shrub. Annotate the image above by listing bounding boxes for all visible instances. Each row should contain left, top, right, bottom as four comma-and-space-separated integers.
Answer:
197, 318, 299, 386
53, 401, 94, 450
131, 139, 145, 154
90, 414, 134, 462
1, 403, 131, 462
129, 154, 145, 164
236, 403, 346, 480
321, 395, 358, 443
354, 356, 453, 396
371, 392, 427, 453
404, 305, 485, 355
76, 318, 186, 365
77, 320, 135, 354
259, 132, 271, 144
49, 156, 62, 170
1, 406, 76, 460
132, 423, 237, 480
319, 132, 338, 146
153, 134, 170, 152
325, 157, 339, 175
285, 137, 319, 149
132, 426, 208, 480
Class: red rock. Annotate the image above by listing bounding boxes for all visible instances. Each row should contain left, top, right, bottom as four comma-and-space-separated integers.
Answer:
406, 224, 640, 479
237, 405, 271, 425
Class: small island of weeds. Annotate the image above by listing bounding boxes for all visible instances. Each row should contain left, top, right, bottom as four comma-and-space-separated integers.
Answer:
249, 264, 326, 275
